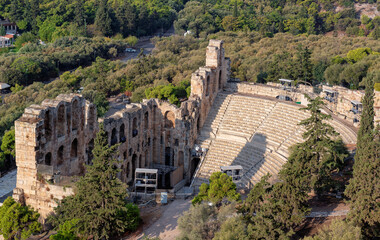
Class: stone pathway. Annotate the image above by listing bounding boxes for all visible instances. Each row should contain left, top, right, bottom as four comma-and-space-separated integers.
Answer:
0, 169, 17, 204
307, 210, 349, 218
132, 199, 191, 240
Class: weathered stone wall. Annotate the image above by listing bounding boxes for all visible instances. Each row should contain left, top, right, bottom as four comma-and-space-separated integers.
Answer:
13, 94, 96, 218
13, 40, 230, 217
225, 81, 306, 103
321, 85, 380, 125
191, 39, 230, 129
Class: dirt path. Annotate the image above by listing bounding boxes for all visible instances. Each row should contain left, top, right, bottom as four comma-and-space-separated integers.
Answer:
131, 199, 191, 240
0, 169, 17, 204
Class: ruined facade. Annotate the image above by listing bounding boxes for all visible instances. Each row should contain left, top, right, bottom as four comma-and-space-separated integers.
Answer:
13, 40, 230, 218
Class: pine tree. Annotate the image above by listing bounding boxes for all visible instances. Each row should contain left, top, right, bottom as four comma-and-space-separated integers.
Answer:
345, 77, 380, 238
233, 1, 239, 18
242, 175, 309, 239
94, 0, 113, 36
73, 0, 85, 27
48, 124, 139, 239
295, 45, 313, 83
280, 95, 348, 195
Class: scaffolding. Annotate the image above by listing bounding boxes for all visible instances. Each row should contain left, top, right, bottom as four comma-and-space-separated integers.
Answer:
279, 79, 294, 91
134, 168, 158, 195
221, 165, 243, 183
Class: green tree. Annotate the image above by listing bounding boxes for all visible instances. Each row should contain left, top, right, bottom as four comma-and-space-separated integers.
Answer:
49, 219, 80, 240
0, 197, 42, 240
11, 84, 24, 93
303, 219, 362, 240
295, 45, 313, 83
280, 96, 348, 195
94, 0, 113, 36
192, 172, 241, 205
242, 175, 309, 239
48, 124, 140, 239
344, 77, 380, 238
0, 26, 6, 36
1, 129, 15, 157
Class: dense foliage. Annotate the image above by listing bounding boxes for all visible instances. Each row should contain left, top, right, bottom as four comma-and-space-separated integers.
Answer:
0, 0, 183, 39
0, 36, 126, 86
192, 172, 241, 205
344, 77, 380, 238
175, 0, 380, 38
0, 129, 15, 172
303, 219, 362, 240
48, 124, 140, 239
0, 197, 42, 240
280, 96, 348, 195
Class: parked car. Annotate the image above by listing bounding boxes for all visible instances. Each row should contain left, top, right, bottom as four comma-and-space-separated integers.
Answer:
125, 48, 137, 53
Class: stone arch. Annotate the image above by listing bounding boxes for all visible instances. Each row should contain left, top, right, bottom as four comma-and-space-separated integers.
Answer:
72, 99, 80, 131
71, 138, 78, 159
57, 104, 65, 137
165, 147, 172, 166
219, 69, 222, 90
144, 111, 149, 129
44, 110, 52, 139
45, 152, 52, 166
57, 146, 64, 166
206, 75, 210, 96
132, 117, 138, 137
126, 162, 130, 178
88, 105, 96, 131
145, 150, 149, 167
87, 139, 94, 165
132, 154, 137, 181
119, 124, 125, 142
178, 151, 184, 167
164, 111, 175, 128
111, 128, 118, 145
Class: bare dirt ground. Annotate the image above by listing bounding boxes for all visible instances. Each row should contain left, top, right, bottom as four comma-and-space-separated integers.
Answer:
125, 199, 191, 240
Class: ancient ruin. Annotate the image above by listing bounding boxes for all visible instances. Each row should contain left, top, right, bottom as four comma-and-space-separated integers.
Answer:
12, 39, 380, 218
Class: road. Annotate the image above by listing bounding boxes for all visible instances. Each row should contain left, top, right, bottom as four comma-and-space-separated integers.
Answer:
132, 199, 191, 240
0, 169, 17, 204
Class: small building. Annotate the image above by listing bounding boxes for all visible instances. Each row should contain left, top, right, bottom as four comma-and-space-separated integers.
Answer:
221, 165, 243, 183
0, 19, 17, 35
279, 79, 294, 91
0, 82, 10, 94
0, 34, 14, 48
134, 168, 158, 194
323, 89, 338, 103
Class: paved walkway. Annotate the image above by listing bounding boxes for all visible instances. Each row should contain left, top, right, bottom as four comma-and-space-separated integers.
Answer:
0, 169, 17, 203
133, 199, 191, 240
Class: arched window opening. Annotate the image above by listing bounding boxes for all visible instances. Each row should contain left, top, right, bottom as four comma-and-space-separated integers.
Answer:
87, 139, 94, 165
178, 151, 184, 167
111, 128, 118, 145
219, 70, 222, 90
126, 162, 130, 178
164, 111, 175, 128
197, 116, 201, 133
132, 117, 138, 137
123, 151, 127, 160
57, 146, 64, 166
165, 147, 172, 166
139, 155, 142, 168
206, 75, 210, 96
144, 111, 149, 129
88, 106, 95, 131
57, 105, 65, 137
45, 152, 52, 166
119, 124, 126, 142
145, 150, 149, 167
71, 138, 78, 159
44, 110, 52, 139
132, 154, 137, 181
72, 99, 80, 131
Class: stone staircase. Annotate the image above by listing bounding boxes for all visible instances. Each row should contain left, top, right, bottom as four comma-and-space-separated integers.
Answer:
192, 92, 358, 189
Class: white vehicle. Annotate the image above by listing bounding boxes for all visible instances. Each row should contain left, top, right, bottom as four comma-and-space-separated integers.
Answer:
125, 48, 137, 53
